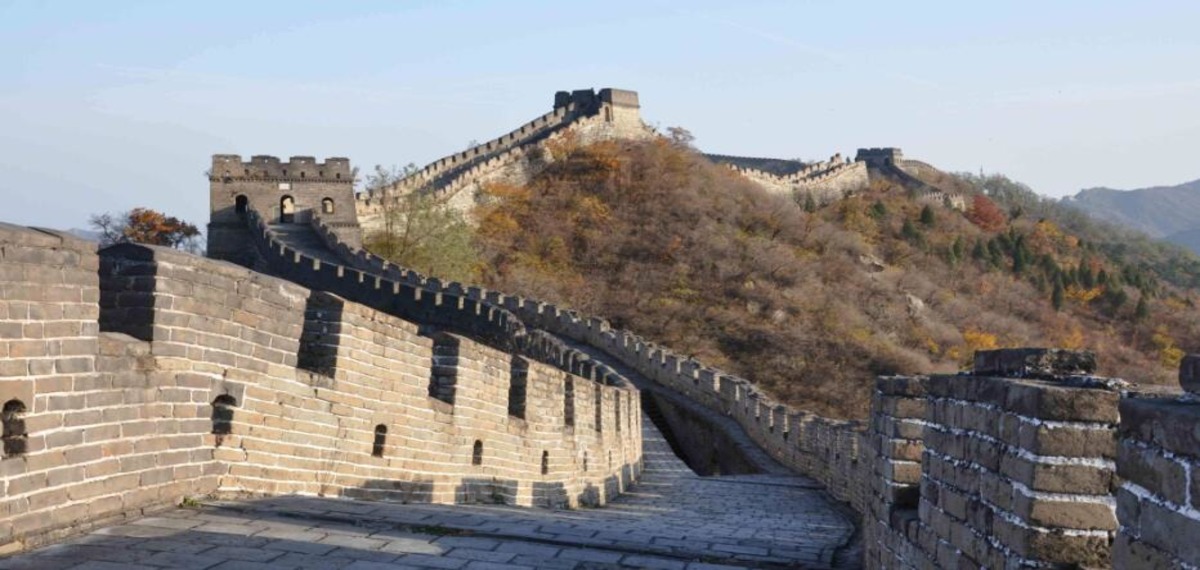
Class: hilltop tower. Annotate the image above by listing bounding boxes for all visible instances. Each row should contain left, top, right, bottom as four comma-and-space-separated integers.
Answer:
854, 147, 904, 167
553, 88, 642, 136
207, 155, 359, 265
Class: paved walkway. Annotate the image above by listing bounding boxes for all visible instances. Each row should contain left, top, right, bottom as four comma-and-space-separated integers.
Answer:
0, 412, 854, 570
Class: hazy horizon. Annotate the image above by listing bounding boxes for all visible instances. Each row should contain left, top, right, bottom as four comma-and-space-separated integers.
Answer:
3, 0, 1199, 231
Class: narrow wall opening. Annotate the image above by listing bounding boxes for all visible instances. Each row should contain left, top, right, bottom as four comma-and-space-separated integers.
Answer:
429, 333, 459, 405
564, 376, 575, 427
594, 387, 603, 433
2, 399, 27, 458
211, 395, 237, 447
508, 356, 528, 419
372, 424, 387, 457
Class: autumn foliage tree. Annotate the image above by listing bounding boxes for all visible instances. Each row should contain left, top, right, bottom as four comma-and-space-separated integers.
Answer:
965, 195, 1006, 231
89, 208, 201, 252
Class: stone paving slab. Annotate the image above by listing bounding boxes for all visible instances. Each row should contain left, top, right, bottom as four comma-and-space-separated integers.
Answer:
0, 412, 854, 570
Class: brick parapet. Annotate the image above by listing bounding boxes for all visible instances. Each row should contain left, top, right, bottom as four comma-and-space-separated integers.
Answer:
861, 349, 1126, 569
711, 156, 870, 205
1114, 387, 1200, 568
0, 224, 226, 553
0, 224, 638, 554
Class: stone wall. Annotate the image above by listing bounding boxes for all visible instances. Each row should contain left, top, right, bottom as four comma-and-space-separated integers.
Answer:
860, 349, 1200, 569
302, 215, 870, 511
0, 222, 638, 554
1113, 354, 1200, 568
0, 223, 225, 553
355, 88, 652, 233
710, 154, 871, 205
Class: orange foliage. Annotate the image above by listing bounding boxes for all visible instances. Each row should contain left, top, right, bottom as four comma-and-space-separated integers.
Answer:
122, 208, 199, 248
965, 195, 1006, 232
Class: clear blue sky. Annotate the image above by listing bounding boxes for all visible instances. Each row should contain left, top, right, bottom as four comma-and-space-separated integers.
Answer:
2, 0, 1198, 231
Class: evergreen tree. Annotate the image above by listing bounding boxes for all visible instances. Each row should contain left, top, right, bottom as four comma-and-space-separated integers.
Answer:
901, 219, 922, 243
952, 236, 965, 260
1134, 296, 1149, 321
869, 200, 887, 219
972, 240, 986, 261
803, 193, 817, 213
919, 204, 936, 226
1052, 280, 1065, 311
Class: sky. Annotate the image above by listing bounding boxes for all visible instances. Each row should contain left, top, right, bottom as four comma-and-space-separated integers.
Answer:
1, 0, 1198, 231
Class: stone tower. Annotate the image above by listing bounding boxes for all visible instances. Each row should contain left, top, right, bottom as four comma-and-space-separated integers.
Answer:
206, 155, 358, 265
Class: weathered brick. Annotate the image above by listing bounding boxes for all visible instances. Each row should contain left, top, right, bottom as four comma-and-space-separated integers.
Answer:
1117, 440, 1187, 505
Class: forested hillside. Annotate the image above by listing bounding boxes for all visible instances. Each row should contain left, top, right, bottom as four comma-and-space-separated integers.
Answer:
367, 137, 1200, 419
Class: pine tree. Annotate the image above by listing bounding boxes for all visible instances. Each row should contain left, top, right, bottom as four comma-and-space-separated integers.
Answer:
1134, 296, 1149, 321
919, 204, 935, 227
869, 200, 887, 219
1052, 280, 1065, 311
972, 240, 986, 261
901, 219, 922, 243
803, 193, 817, 213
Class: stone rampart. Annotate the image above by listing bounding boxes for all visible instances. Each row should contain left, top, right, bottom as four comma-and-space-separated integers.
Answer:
302, 215, 870, 510
0, 224, 225, 553
860, 349, 1200, 569
0, 222, 638, 554
355, 88, 652, 231
1113, 355, 1200, 568
710, 154, 870, 205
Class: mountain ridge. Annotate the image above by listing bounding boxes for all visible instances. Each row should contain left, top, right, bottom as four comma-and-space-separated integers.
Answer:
1063, 178, 1200, 254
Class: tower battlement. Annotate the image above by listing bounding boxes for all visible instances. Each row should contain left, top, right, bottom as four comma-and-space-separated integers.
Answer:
553, 88, 640, 111
211, 154, 352, 182
855, 147, 904, 166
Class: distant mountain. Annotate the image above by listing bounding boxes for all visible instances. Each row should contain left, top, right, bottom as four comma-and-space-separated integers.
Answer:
1063, 179, 1200, 254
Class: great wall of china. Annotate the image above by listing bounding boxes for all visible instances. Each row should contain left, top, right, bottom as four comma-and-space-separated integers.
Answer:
0, 87, 1197, 569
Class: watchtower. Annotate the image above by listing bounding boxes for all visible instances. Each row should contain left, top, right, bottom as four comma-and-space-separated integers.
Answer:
206, 154, 358, 265
854, 147, 904, 167
553, 88, 642, 132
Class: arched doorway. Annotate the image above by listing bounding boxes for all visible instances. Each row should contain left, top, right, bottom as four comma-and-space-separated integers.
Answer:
235, 195, 248, 216
280, 195, 295, 223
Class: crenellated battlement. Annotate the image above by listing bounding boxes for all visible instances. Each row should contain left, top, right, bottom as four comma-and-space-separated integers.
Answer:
855, 147, 905, 166
210, 154, 352, 182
